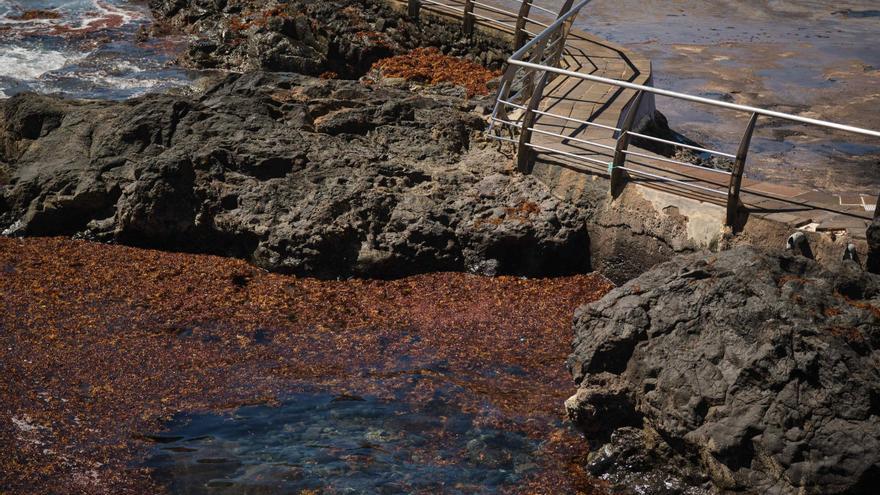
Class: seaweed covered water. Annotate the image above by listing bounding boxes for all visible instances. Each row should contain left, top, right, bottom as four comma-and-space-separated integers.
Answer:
0, 238, 616, 493
0, 0, 195, 99
146, 391, 541, 494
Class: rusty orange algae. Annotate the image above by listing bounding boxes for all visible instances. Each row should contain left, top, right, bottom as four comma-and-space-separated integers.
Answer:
372, 47, 500, 96
0, 237, 614, 494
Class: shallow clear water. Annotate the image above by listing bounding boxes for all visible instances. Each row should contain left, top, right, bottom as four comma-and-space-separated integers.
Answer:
0, 0, 195, 99
145, 392, 538, 494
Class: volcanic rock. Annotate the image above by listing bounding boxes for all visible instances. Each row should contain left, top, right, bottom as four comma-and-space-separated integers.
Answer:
148, 0, 509, 77
0, 72, 593, 277
868, 217, 880, 274
566, 246, 880, 494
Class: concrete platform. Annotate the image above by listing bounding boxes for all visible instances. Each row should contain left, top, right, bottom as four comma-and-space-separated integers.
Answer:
389, 0, 876, 241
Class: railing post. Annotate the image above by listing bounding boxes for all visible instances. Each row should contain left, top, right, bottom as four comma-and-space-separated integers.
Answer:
556, 0, 575, 17
516, 70, 550, 174
610, 90, 644, 197
514, 0, 533, 50
725, 112, 759, 230
463, 0, 475, 36
517, 33, 549, 109
551, 0, 576, 66
407, 0, 420, 20
874, 193, 880, 220
547, 7, 575, 69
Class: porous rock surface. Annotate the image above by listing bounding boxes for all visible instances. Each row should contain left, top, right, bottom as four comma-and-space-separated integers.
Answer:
0, 73, 592, 277
566, 246, 880, 494
149, 0, 509, 76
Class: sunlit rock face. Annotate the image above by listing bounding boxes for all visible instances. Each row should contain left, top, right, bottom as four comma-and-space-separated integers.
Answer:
567, 246, 880, 495
0, 72, 595, 278
149, 0, 509, 77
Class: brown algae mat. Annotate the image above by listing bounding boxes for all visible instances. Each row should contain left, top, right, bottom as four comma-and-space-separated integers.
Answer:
0, 237, 614, 494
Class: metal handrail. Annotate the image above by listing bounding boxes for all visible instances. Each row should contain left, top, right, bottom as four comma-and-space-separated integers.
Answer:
527, 142, 610, 167
621, 149, 733, 176
625, 131, 737, 159
505, 59, 880, 138
528, 127, 618, 151
475, 0, 880, 228
497, 99, 622, 133
410, 0, 879, 227
508, 0, 594, 62
618, 167, 726, 196
470, 0, 518, 17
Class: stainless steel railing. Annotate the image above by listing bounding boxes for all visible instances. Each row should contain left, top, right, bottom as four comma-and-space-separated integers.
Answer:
486, 0, 605, 171
405, 0, 880, 225
477, 0, 880, 226
407, 0, 550, 43
497, 58, 880, 226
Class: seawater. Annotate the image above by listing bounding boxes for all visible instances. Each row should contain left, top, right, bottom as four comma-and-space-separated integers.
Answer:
145, 392, 538, 494
0, 0, 195, 99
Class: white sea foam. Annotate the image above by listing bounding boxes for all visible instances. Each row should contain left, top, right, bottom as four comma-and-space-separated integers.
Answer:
0, 45, 83, 80
0, 1, 190, 99
65, 0, 144, 32
0, 0, 144, 33
74, 72, 190, 97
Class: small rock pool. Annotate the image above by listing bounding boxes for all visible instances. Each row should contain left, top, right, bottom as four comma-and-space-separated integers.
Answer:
145, 392, 538, 494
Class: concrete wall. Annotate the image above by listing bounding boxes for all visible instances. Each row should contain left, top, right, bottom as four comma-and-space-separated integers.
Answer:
532, 159, 869, 283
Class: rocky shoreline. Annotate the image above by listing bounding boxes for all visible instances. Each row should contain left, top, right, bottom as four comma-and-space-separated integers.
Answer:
2, 0, 880, 494
149, 0, 509, 77
0, 0, 601, 279
0, 71, 597, 278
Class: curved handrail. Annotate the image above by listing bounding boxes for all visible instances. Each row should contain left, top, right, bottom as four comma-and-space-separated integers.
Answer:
509, 0, 593, 62
483, 0, 879, 225
406, 0, 880, 226
507, 59, 880, 139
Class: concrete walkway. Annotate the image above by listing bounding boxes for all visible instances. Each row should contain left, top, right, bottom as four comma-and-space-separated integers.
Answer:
392, 0, 877, 240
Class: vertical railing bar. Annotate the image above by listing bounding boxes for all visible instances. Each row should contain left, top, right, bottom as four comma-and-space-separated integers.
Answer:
610, 90, 645, 197
487, 79, 510, 134
725, 112, 759, 230
547, 0, 575, 69
408, 0, 421, 20
519, 29, 549, 105
517, 70, 551, 173
513, 0, 533, 50
463, 0, 475, 36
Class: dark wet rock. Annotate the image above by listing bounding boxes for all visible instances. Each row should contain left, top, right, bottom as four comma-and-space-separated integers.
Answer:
868, 217, 880, 274
148, 0, 509, 77
0, 72, 593, 277
584, 427, 713, 495
566, 246, 880, 494
630, 110, 733, 172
